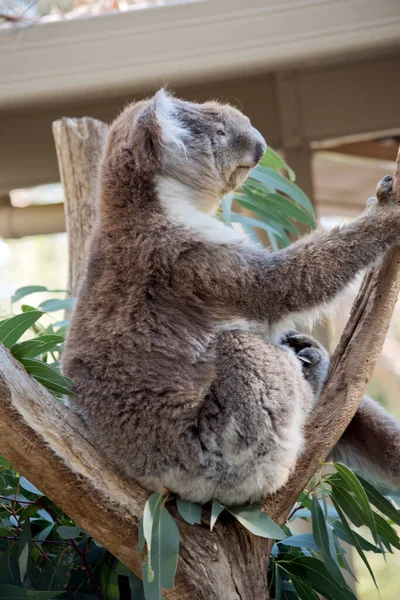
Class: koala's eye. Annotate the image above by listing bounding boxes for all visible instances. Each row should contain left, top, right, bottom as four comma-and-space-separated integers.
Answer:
216, 129, 226, 136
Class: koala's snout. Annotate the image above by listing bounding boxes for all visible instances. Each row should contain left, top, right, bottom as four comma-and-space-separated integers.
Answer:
251, 127, 267, 164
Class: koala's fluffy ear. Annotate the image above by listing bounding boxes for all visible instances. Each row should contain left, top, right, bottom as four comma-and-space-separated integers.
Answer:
130, 97, 164, 170
130, 89, 188, 169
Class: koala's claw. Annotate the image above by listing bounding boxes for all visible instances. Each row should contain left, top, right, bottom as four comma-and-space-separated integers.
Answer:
376, 174, 393, 204
297, 347, 322, 366
281, 331, 330, 397
280, 330, 325, 354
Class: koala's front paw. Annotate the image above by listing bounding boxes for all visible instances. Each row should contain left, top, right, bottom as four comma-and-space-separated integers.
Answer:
376, 174, 394, 205
281, 331, 329, 399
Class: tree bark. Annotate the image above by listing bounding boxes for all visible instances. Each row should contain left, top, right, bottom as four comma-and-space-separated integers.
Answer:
52, 117, 108, 298
0, 118, 398, 600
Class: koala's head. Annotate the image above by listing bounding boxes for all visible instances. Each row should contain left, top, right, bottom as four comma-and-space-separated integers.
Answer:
106, 89, 266, 213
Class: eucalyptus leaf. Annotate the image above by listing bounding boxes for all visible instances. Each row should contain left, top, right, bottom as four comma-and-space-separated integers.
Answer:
100, 561, 120, 600
279, 533, 318, 552
311, 496, 347, 587
38, 298, 75, 313
151, 504, 180, 590
143, 494, 163, 581
0, 585, 63, 599
176, 499, 202, 525
282, 555, 357, 600
259, 146, 296, 181
228, 504, 286, 540
334, 463, 378, 543
0, 311, 43, 349
19, 477, 44, 497
20, 359, 74, 396
36, 552, 70, 592
129, 571, 145, 600
210, 500, 225, 531
249, 165, 314, 216
357, 476, 400, 525
329, 484, 364, 527
57, 526, 82, 540
330, 497, 378, 589
373, 511, 400, 549
291, 575, 320, 600
18, 518, 31, 584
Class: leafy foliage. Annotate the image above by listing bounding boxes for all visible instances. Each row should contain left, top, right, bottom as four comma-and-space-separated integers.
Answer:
221, 146, 316, 249
0, 151, 398, 598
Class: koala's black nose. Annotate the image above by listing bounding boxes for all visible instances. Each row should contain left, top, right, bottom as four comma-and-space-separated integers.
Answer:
251, 127, 267, 164
254, 141, 266, 164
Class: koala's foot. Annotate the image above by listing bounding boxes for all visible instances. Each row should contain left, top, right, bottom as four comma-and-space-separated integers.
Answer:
280, 330, 330, 400
376, 174, 394, 204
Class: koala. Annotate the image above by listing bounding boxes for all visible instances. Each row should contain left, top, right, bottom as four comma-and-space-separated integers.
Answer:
63, 90, 400, 505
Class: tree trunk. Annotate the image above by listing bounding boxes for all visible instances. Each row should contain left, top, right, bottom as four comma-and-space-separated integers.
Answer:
0, 118, 399, 599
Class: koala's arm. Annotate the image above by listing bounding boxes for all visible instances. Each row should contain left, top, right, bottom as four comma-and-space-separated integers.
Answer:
176, 202, 400, 324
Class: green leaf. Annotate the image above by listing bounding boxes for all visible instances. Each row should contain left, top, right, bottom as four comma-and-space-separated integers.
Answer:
137, 518, 145, 555
0, 455, 12, 470
228, 504, 286, 539
20, 359, 74, 396
274, 563, 281, 600
0, 585, 63, 599
373, 511, 400, 549
11, 336, 64, 360
11, 286, 68, 304
143, 494, 164, 581
0, 311, 43, 349
357, 476, 400, 525
0, 545, 20, 585
282, 555, 357, 600
11, 286, 48, 304
291, 575, 320, 600
334, 463, 378, 543
311, 496, 347, 587
176, 499, 202, 525
279, 533, 318, 551
330, 484, 364, 527
244, 183, 315, 228
210, 500, 225, 531
221, 194, 232, 226
57, 525, 82, 539
38, 299, 75, 313
33, 523, 54, 542
36, 552, 70, 591
19, 477, 43, 497
141, 558, 164, 600
100, 561, 120, 600
230, 212, 283, 238
233, 194, 301, 238
148, 504, 180, 591
129, 572, 145, 600
250, 165, 315, 216
259, 146, 296, 181
328, 518, 382, 553
18, 518, 31, 584
330, 497, 378, 589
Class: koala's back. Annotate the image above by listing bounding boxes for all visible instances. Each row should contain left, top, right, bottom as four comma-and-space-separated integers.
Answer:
63, 216, 219, 479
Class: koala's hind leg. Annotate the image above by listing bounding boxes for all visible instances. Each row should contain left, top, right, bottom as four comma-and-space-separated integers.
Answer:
197, 330, 314, 505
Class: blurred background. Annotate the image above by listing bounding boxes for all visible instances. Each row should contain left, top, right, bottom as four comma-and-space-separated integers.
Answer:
1, 1, 400, 597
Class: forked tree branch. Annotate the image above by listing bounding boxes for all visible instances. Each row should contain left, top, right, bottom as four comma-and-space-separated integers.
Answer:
264, 148, 400, 529
0, 118, 398, 600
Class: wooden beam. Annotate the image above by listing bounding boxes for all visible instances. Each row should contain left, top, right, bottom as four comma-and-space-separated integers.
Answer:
0, 202, 65, 238
324, 140, 399, 162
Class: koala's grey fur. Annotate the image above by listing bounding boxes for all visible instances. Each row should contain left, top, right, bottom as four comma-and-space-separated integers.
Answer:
63, 90, 400, 505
